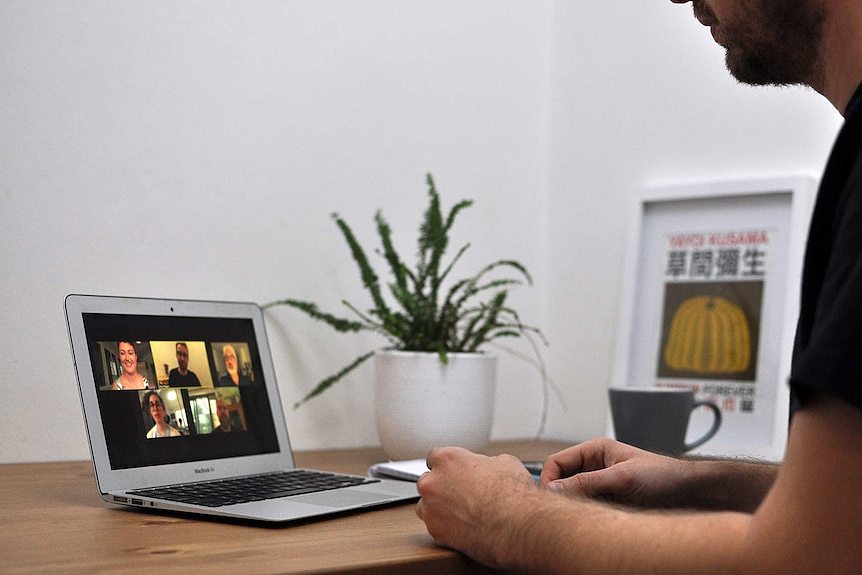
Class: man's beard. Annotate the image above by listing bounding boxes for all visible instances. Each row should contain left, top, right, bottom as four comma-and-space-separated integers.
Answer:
701, 0, 825, 87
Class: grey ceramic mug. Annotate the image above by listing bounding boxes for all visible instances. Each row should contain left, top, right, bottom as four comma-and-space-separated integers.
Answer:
608, 387, 722, 456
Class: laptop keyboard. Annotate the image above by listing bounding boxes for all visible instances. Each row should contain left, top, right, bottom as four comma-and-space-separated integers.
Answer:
129, 470, 380, 508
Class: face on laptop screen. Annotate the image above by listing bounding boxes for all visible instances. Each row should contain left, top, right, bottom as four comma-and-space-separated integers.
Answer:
82, 313, 280, 470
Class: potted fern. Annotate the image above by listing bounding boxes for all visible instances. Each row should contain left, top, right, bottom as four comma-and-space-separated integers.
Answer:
264, 174, 548, 458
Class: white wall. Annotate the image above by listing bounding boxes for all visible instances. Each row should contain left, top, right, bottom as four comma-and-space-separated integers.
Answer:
0, 2, 845, 463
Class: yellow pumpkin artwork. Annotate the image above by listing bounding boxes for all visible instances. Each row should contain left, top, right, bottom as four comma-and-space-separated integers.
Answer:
663, 295, 751, 375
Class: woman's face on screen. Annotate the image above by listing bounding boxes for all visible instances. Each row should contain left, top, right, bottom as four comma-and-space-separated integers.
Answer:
148, 395, 165, 422
118, 342, 138, 376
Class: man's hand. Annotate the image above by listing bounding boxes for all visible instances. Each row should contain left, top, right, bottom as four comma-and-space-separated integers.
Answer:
540, 437, 777, 511
416, 446, 537, 569
415, 443, 755, 574
540, 437, 697, 507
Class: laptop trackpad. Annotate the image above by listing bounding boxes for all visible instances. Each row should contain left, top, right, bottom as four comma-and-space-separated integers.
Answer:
292, 490, 394, 508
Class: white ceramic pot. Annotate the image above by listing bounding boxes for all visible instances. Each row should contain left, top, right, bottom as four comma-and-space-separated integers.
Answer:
374, 350, 496, 460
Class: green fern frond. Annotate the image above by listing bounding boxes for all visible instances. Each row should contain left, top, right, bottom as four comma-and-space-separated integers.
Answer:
437, 242, 471, 289
263, 299, 365, 332
444, 199, 474, 232
464, 291, 508, 352
375, 211, 408, 293
293, 350, 376, 408
417, 173, 447, 293
332, 213, 392, 327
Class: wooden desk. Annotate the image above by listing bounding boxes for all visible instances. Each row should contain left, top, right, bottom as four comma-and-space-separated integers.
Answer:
0, 440, 570, 574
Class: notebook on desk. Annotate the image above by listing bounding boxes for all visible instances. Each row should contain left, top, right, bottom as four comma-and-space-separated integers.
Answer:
65, 294, 418, 523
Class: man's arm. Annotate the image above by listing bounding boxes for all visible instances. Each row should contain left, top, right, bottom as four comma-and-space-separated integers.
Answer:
742, 393, 862, 573
417, 450, 750, 573
416, 393, 862, 574
540, 438, 778, 512
678, 456, 779, 511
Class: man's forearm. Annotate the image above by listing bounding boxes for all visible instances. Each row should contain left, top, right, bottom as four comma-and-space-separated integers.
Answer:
496, 399, 858, 575
681, 458, 779, 512
499, 490, 751, 575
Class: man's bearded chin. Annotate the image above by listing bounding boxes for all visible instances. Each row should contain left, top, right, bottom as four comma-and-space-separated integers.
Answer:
724, 1, 825, 87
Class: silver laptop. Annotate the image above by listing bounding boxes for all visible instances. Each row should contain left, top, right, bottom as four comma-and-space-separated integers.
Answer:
65, 294, 418, 523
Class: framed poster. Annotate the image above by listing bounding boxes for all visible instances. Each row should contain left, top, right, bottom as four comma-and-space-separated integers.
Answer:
610, 177, 817, 461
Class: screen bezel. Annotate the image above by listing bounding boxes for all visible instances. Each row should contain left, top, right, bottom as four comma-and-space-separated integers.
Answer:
65, 294, 294, 494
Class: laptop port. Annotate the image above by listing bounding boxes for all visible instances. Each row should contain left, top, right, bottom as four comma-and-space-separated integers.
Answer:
130, 498, 144, 506
114, 496, 128, 503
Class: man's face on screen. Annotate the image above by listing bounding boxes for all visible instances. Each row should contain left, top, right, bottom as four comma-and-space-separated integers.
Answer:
224, 347, 238, 375
176, 343, 189, 371
216, 399, 229, 427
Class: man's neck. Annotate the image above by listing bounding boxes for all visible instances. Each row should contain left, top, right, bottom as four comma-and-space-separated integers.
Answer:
814, 4, 862, 115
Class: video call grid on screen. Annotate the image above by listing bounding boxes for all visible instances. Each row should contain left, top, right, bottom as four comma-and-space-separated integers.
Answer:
82, 313, 280, 470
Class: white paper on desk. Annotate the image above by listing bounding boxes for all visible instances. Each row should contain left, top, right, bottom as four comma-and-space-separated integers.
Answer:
368, 459, 429, 482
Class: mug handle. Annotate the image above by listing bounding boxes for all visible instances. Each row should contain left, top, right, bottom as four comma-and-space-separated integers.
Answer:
683, 400, 722, 452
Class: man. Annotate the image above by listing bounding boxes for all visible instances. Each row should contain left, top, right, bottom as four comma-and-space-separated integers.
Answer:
167, 342, 201, 387
416, 1, 862, 573
216, 344, 252, 387
212, 397, 236, 433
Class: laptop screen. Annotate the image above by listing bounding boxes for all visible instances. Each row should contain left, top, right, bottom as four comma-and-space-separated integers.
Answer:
82, 312, 280, 470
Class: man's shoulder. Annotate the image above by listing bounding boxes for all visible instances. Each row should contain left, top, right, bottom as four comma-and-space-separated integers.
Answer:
168, 369, 201, 386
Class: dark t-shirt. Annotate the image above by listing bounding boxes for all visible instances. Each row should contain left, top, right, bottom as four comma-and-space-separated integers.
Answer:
789, 84, 862, 413
216, 373, 252, 387
168, 368, 201, 387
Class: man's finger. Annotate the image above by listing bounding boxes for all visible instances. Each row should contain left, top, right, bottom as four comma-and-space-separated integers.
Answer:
540, 443, 594, 484
547, 467, 625, 498
426, 447, 441, 470
540, 438, 624, 486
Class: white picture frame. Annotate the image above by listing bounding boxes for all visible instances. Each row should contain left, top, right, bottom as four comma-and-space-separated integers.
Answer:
610, 177, 817, 461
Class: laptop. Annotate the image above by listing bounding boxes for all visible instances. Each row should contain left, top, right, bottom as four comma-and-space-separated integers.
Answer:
65, 294, 418, 523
